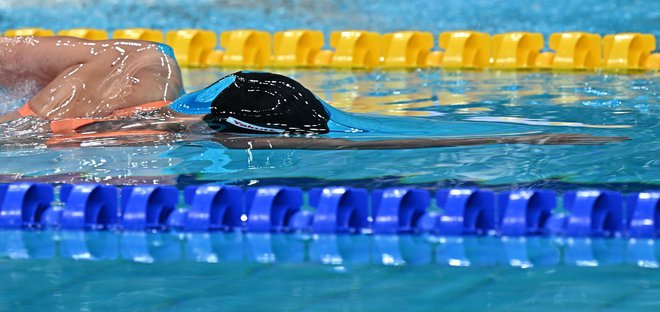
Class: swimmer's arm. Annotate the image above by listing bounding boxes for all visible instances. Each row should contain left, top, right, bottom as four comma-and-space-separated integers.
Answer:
66, 119, 628, 149
0, 36, 162, 88
0, 36, 92, 87
0, 36, 99, 123
0, 37, 181, 121
213, 133, 628, 150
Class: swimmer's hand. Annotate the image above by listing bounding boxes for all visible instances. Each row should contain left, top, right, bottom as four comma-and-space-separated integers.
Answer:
495, 133, 630, 145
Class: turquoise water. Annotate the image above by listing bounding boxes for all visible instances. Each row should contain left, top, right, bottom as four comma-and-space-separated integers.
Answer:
0, 0, 658, 189
2, 231, 660, 311
5, 257, 660, 311
0, 0, 660, 310
0, 42, 659, 312
1, 69, 657, 189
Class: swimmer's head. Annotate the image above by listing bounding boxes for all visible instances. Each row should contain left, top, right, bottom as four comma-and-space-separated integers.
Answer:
170, 71, 330, 134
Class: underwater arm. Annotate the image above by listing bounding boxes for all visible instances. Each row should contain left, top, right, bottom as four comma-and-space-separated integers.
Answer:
42, 117, 628, 149
213, 133, 629, 150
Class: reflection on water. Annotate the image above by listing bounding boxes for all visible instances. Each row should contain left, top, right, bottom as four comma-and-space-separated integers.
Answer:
182, 69, 658, 118
0, 69, 658, 187
3, 231, 660, 310
3, 230, 660, 268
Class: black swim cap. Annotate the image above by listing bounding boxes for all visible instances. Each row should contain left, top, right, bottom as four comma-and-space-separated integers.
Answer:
203, 71, 330, 134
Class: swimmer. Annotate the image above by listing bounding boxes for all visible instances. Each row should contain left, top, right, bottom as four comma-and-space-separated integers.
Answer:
0, 36, 627, 149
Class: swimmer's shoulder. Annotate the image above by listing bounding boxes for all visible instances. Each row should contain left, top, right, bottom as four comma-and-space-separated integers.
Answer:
20, 37, 164, 79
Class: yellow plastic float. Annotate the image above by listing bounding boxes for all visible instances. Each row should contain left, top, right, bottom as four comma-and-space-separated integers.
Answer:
438, 31, 491, 69
381, 31, 434, 68
645, 53, 660, 70
534, 52, 555, 69
272, 30, 324, 67
492, 32, 544, 69
57, 28, 108, 40
112, 28, 164, 42
603, 33, 656, 70
425, 51, 444, 67
166, 29, 217, 67
548, 32, 602, 70
328, 30, 382, 68
5, 28, 54, 37
204, 50, 225, 67
219, 30, 271, 67
312, 50, 335, 66
7, 26, 658, 72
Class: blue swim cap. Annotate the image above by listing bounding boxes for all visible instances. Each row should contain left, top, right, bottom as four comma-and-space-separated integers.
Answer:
169, 75, 236, 115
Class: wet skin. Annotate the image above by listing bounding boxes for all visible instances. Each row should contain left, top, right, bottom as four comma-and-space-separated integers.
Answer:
0, 36, 182, 122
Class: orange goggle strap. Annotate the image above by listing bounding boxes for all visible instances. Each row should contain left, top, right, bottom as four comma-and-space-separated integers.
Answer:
17, 102, 36, 117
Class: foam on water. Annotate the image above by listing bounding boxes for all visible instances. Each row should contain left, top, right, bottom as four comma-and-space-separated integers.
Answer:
0, 79, 38, 114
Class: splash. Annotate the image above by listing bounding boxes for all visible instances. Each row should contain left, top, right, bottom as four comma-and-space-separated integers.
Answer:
0, 79, 39, 115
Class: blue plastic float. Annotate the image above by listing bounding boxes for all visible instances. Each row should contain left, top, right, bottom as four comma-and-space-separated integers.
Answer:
0, 183, 658, 239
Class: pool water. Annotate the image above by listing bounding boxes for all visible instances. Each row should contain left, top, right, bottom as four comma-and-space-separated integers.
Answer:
5, 257, 660, 311
0, 0, 659, 310
2, 231, 660, 311
0, 68, 657, 190
0, 68, 658, 311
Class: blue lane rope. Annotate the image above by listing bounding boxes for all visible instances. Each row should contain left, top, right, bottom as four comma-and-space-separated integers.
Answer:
0, 183, 658, 238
